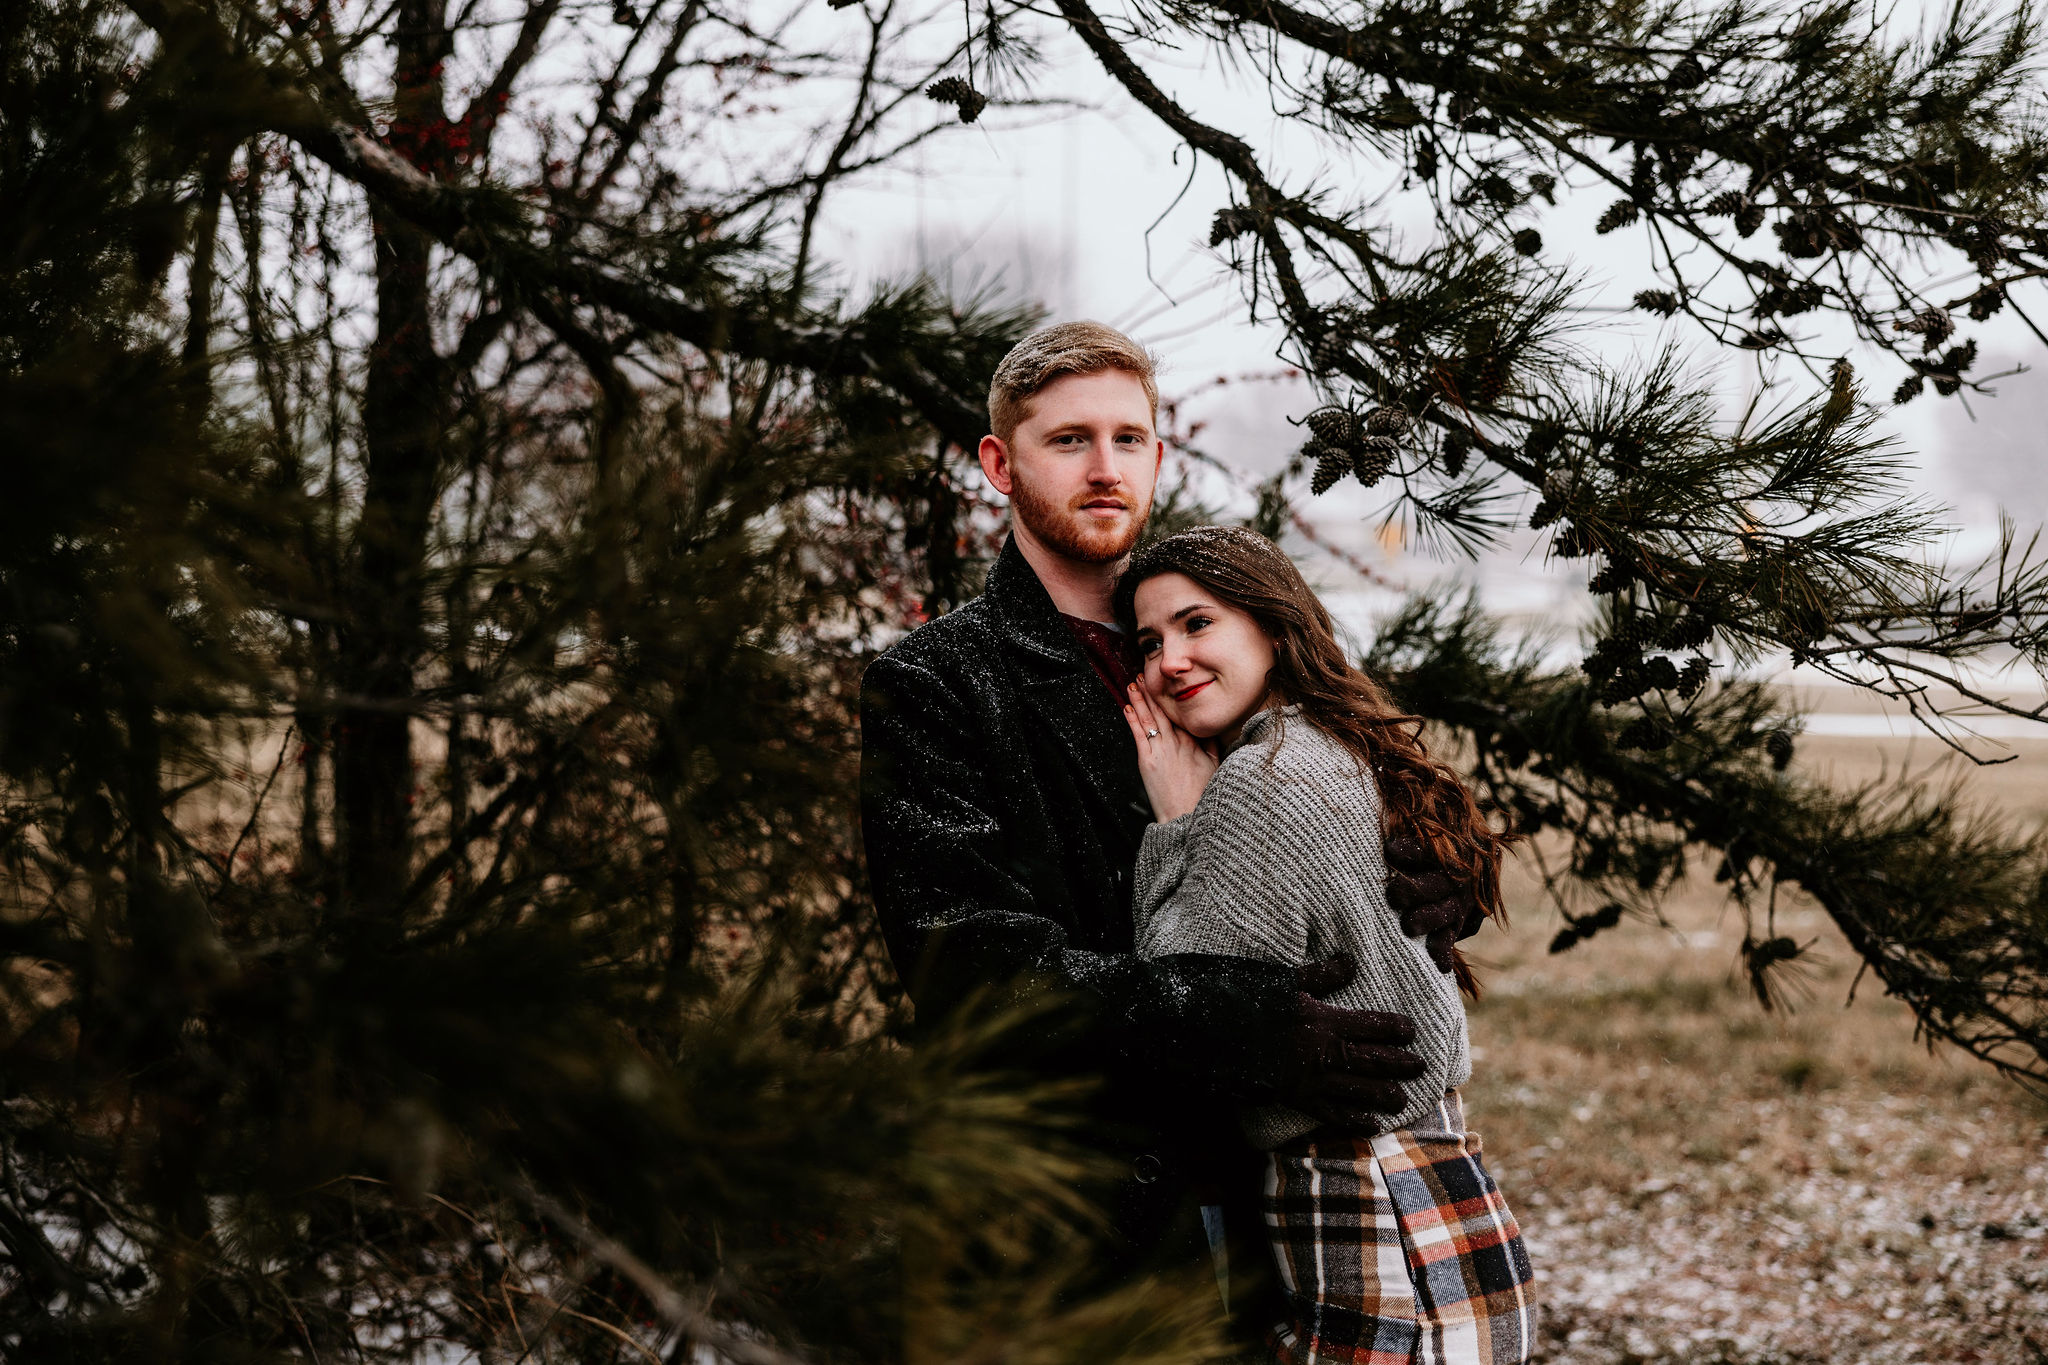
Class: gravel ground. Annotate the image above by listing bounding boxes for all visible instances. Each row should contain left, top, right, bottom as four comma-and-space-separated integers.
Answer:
1463, 729, 2048, 1365
1507, 1097, 2048, 1364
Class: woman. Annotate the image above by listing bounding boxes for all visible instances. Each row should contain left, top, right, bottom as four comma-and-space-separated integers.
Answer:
1112, 526, 1534, 1365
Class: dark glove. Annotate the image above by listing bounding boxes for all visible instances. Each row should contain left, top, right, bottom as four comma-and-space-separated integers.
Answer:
1385, 835, 1486, 974
1268, 954, 1425, 1129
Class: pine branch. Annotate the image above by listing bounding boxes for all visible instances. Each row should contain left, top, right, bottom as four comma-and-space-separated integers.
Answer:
121, 0, 991, 451
1368, 593, 2048, 1089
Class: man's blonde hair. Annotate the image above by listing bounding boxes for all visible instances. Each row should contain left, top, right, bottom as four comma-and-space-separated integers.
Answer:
987, 321, 1158, 441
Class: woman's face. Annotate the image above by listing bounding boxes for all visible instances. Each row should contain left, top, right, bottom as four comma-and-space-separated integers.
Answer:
1132, 572, 1277, 740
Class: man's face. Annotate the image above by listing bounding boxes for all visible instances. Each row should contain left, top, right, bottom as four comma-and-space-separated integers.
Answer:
978, 369, 1163, 565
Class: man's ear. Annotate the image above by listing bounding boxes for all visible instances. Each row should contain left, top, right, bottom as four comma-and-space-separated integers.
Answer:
978, 434, 1014, 496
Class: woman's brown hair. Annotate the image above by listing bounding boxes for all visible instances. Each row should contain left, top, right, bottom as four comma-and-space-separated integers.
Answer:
1113, 526, 1517, 997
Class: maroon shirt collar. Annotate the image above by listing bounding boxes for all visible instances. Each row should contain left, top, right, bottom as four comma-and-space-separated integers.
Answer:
1059, 613, 1137, 701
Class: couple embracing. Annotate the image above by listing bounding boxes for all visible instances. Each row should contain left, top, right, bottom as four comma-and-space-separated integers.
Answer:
859, 322, 1536, 1364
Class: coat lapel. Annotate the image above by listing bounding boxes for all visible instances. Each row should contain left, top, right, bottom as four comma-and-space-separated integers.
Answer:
986, 540, 1154, 837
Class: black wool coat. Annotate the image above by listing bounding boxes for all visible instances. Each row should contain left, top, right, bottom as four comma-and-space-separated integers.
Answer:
859, 536, 1298, 1276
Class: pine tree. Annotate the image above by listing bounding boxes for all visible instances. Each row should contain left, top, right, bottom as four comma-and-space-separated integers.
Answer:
0, 1, 1217, 1358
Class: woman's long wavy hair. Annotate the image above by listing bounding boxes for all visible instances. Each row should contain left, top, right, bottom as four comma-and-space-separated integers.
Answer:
1113, 526, 1517, 997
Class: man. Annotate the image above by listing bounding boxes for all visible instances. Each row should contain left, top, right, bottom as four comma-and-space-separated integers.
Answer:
858, 321, 1484, 1310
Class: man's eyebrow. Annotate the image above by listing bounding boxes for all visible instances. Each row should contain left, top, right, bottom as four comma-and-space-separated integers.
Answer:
1044, 418, 1152, 435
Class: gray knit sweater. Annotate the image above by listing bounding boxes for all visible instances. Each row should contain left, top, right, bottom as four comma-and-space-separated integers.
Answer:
1132, 706, 1470, 1148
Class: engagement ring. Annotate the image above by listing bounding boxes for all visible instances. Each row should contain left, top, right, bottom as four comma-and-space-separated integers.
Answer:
1146, 728, 1159, 738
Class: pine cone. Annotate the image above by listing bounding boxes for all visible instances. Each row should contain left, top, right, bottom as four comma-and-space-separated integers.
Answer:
925, 76, 987, 123
1528, 172, 1558, 204
1306, 406, 1359, 444
1210, 206, 1256, 247
1763, 728, 1795, 769
1354, 436, 1398, 486
1772, 213, 1830, 259
1587, 558, 1635, 594
1967, 284, 2006, 321
1512, 227, 1542, 256
1705, 189, 1746, 216
1633, 289, 1680, 316
1441, 432, 1471, 477
1893, 374, 1925, 404
1676, 655, 1712, 698
1735, 202, 1765, 237
1607, 614, 1649, 648
1599, 665, 1651, 706
1309, 445, 1350, 494
1666, 54, 1706, 90
1364, 404, 1411, 436
1595, 200, 1640, 234
1472, 174, 1516, 207
1893, 306, 1954, 351
1467, 354, 1509, 405
1664, 611, 1713, 650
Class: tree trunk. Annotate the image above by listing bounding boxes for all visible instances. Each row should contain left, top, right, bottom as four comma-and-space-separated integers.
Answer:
334, 2, 449, 915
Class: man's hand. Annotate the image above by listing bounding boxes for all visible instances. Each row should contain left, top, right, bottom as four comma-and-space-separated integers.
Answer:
1269, 955, 1425, 1130
1385, 836, 1486, 974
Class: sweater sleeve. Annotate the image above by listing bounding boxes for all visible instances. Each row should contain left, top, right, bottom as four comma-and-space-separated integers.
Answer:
1129, 749, 1314, 966
1130, 812, 1193, 954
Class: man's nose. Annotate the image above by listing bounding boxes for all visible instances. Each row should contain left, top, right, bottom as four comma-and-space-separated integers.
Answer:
1084, 438, 1122, 485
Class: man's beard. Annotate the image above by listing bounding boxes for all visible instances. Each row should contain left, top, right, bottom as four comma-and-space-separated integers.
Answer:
1010, 475, 1149, 565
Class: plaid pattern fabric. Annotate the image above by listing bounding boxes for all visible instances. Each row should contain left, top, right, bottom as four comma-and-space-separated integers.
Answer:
1263, 1091, 1535, 1365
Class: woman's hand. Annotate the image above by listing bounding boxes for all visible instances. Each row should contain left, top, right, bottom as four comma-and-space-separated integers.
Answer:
1124, 682, 1220, 822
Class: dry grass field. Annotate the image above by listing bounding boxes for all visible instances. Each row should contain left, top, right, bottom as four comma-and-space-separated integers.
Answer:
1462, 730, 2048, 1364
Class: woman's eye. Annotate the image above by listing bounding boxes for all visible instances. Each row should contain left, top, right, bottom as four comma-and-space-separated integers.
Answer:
1138, 639, 1159, 656
1186, 616, 1211, 632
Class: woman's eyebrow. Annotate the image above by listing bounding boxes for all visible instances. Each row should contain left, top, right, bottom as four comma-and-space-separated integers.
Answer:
1136, 600, 1211, 634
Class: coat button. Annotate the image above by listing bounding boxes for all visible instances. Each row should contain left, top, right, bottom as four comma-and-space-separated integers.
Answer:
1131, 1153, 1163, 1184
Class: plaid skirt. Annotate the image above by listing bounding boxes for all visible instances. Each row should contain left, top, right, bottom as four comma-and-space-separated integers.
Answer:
1263, 1091, 1535, 1365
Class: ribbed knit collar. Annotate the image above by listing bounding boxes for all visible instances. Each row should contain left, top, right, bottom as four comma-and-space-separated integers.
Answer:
1230, 703, 1300, 754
